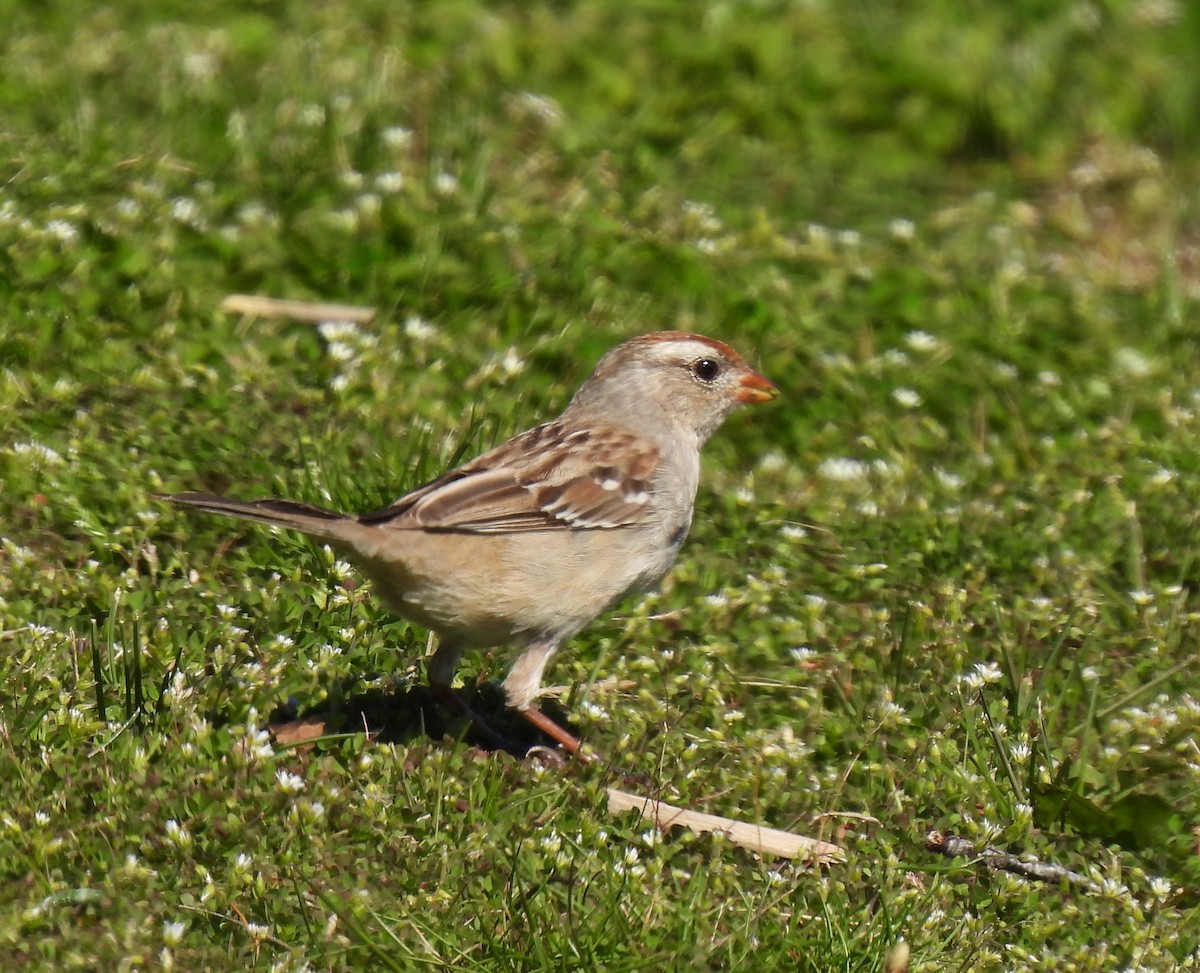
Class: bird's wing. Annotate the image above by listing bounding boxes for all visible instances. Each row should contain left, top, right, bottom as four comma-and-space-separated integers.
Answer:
358, 421, 660, 534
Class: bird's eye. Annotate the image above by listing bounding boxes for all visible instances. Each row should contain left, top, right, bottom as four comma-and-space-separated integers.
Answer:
692, 358, 721, 383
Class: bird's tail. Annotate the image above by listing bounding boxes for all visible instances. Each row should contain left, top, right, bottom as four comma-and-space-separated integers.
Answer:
156, 491, 359, 545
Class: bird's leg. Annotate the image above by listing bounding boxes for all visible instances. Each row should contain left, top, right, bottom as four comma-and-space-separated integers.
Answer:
504, 638, 594, 762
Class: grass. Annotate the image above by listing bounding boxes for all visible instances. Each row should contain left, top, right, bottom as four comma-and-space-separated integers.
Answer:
2, 0, 1200, 969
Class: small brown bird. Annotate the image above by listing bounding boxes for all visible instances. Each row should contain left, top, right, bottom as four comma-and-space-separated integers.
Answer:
161, 331, 777, 755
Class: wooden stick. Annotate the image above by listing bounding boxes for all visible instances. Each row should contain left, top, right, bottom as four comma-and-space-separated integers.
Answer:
219, 294, 376, 324
607, 787, 843, 863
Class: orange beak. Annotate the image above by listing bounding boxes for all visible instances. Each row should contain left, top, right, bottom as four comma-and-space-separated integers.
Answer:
736, 369, 779, 404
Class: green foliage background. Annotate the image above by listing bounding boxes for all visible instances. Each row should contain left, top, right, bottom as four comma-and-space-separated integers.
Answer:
1, 1, 1199, 970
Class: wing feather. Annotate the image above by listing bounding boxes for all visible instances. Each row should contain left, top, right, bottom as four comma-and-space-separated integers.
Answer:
357, 421, 660, 534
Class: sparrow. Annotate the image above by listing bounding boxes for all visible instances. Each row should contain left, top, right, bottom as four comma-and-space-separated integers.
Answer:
160, 331, 777, 756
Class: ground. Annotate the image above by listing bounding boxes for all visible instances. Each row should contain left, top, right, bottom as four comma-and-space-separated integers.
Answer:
1, 1, 1199, 970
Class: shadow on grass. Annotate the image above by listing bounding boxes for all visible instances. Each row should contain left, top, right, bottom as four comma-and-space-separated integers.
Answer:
265, 680, 579, 758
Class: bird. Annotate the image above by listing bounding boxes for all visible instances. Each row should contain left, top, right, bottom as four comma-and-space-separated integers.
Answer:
159, 331, 777, 756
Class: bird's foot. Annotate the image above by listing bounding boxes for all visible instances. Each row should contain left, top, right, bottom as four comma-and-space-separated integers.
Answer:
518, 705, 596, 764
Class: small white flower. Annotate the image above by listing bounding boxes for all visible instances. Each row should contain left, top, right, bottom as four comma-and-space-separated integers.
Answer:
115, 198, 142, 220
1148, 875, 1173, 901
889, 218, 915, 241
171, 198, 200, 225
276, 770, 305, 794
681, 199, 720, 228
298, 103, 326, 127
975, 661, 1003, 684
45, 220, 79, 243
403, 315, 437, 340
227, 111, 248, 142
326, 341, 356, 362
516, 92, 565, 125
1129, 590, 1155, 607
935, 468, 964, 491
807, 223, 831, 246
317, 320, 361, 342
500, 347, 525, 376
904, 330, 938, 352
892, 387, 921, 408
1114, 347, 1151, 378
376, 172, 405, 193
958, 661, 1004, 691
977, 817, 1002, 843
1098, 877, 1130, 899
183, 51, 216, 83
355, 193, 381, 217
329, 209, 357, 232
163, 920, 187, 945
817, 457, 870, 482
164, 820, 192, 849
246, 922, 271, 942
382, 126, 413, 149
240, 725, 274, 762
434, 172, 459, 195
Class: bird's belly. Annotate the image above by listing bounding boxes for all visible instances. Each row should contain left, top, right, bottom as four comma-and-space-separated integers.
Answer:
354, 526, 677, 647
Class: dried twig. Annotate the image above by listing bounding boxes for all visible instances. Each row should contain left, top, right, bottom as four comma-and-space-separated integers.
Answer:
925, 831, 1097, 889
608, 788, 844, 863
219, 294, 376, 324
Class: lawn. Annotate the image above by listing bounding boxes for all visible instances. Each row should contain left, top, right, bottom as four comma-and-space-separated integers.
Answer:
2, 1, 1199, 969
